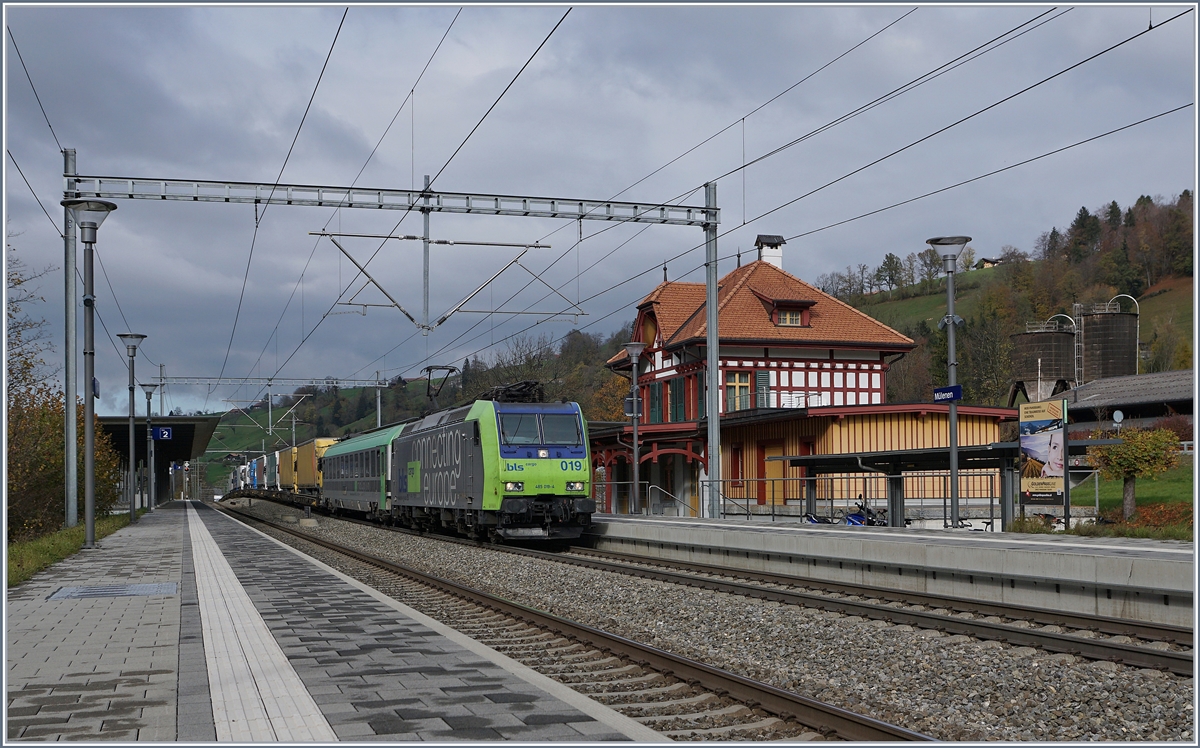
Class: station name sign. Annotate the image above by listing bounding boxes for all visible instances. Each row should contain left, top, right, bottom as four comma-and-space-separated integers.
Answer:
932, 385, 962, 403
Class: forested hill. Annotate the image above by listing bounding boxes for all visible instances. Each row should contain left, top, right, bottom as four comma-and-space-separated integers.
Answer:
204, 328, 634, 482
844, 191, 1193, 406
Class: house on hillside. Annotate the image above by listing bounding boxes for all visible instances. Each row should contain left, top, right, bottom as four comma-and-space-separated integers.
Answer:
592, 235, 1016, 515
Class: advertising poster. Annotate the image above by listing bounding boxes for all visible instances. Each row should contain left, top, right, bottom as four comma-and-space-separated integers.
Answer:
1019, 400, 1066, 505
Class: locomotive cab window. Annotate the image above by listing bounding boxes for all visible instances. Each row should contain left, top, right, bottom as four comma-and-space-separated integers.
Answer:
499, 413, 541, 445
541, 414, 582, 446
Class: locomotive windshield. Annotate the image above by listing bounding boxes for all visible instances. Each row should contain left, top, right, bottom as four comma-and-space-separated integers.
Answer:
499, 413, 541, 445
498, 411, 584, 447
541, 414, 582, 445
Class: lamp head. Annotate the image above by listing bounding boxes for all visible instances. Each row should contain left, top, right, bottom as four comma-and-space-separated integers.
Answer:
624, 341, 646, 362
117, 333, 146, 356
61, 199, 117, 243
140, 383, 159, 396
927, 236, 971, 274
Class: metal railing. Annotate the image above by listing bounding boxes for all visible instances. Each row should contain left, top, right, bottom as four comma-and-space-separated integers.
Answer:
648, 485, 697, 517
726, 389, 826, 412
597, 469, 1012, 528
592, 480, 650, 514
701, 471, 1002, 528
593, 482, 701, 517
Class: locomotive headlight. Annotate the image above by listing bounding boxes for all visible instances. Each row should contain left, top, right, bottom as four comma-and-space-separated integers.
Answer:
566, 482, 585, 491
504, 481, 524, 492
537, 449, 549, 458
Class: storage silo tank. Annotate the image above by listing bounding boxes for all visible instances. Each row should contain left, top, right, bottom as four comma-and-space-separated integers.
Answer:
1010, 325, 1076, 402
1081, 310, 1137, 382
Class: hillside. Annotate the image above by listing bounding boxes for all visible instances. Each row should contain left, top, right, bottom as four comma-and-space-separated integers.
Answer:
859, 267, 1192, 343
855, 262, 1192, 407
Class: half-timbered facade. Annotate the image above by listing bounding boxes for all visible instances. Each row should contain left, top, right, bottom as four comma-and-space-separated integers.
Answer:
591, 237, 1015, 515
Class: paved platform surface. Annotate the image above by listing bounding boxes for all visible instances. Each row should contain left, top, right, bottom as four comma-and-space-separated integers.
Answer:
6, 501, 662, 742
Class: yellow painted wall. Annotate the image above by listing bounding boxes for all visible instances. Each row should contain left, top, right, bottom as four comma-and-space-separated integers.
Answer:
720, 411, 1003, 504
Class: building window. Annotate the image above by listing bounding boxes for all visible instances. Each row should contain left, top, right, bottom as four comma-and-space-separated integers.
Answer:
669, 378, 686, 422
649, 381, 663, 423
726, 371, 751, 412
696, 375, 706, 419
778, 309, 802, 326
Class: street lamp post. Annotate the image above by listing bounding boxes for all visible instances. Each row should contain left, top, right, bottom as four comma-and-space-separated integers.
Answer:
928, 235, 970, 529
141, 383, 159, 512
624, 342, 646, 514
60, 199, 118, 548
118, 333, 146, 523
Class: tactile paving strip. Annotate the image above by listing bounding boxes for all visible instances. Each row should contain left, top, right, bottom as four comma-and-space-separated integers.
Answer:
47, 582, 178, 600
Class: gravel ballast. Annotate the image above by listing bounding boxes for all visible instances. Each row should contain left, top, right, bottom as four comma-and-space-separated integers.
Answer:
231, 501, 1195, 742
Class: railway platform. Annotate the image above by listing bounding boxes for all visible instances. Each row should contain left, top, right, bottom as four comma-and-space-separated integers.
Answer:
588, 515, 1194, 628
5, 501, 663, 742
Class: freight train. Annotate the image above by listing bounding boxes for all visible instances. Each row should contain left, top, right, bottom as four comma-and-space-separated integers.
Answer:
228, 398, 595, 541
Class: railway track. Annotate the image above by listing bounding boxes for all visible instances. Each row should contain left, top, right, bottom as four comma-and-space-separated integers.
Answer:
232, 494, 1194, 677
220, 504, 932, 741
524, 548, 1194, 677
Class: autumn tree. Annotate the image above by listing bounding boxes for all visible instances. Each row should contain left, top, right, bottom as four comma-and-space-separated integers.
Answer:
917, 247, 942, 287
6, 235, 122, 540
879, 252, 904, 290
1088, 428, 1180, 520
896, 252, 913, 287
1066, 206, 1103, 262
960, 284, 1017, 405
958, 246, 976, 273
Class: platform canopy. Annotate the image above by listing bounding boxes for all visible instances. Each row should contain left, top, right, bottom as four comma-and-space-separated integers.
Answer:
774, 439, 1120, 475
99, 414, 222, 467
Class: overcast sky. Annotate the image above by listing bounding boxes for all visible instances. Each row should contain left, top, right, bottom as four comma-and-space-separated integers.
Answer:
5, 3, 1195, 417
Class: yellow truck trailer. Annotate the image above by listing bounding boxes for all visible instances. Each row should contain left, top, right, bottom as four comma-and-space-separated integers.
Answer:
295, 437, 338, 500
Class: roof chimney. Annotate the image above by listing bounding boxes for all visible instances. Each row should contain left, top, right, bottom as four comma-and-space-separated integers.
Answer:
755, 234, 785, 269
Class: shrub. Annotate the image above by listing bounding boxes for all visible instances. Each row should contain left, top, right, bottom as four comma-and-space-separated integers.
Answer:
1151, 414, 1193, 443
6, 385, 123, 542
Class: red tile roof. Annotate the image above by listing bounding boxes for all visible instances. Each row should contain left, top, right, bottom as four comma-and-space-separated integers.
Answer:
608, 260, 912, 366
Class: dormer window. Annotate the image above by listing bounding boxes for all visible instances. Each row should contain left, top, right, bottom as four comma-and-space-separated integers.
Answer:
773, 303, 813, 327
751, 289, 815, 328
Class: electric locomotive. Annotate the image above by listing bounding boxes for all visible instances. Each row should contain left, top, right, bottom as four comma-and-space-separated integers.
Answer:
317, 398, 594, 541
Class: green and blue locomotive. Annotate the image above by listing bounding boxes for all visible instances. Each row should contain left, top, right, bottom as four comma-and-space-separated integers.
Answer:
318, 399, 594, 541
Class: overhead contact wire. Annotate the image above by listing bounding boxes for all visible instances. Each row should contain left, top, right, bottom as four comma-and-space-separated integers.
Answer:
385, 102, 1194, 380
211, 7, 349, 405
374, 6, 1056, 377
243, 8, 462, 395
6, 26, 62, 151
270, 7, 569, 380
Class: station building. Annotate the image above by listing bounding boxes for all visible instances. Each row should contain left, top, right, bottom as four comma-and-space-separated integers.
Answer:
591, 236, 1016, 516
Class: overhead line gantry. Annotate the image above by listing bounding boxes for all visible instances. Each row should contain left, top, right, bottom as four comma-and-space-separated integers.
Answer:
63, 165, 723, 518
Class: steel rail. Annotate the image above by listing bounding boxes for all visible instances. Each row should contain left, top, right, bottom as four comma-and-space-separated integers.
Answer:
225, 491, 1192, 676
523, 547, 1192, 676
219, 504, 933, 741
571, 547, 1195, 647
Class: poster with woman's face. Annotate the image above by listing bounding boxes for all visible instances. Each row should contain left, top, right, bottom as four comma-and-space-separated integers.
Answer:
1019, 402, 1065, 503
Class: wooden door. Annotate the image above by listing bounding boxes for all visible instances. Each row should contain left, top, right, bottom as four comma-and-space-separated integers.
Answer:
758, 442, 785, 504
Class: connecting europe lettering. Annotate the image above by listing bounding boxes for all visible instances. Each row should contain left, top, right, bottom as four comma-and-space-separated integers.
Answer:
408, 429, 463, 507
